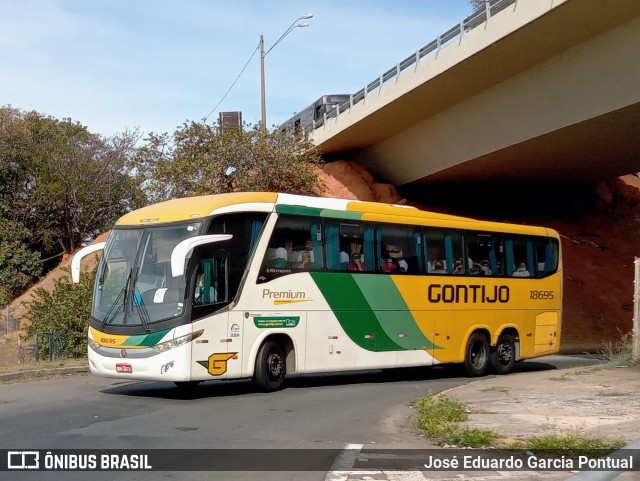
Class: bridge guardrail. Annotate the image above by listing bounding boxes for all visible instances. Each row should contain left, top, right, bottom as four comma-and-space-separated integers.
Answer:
314, 0, 517, 132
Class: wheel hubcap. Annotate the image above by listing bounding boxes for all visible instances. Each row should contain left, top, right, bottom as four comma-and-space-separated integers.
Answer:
471, 344, 485, 367
497, 343, 513, 365
267, 353, 282, 378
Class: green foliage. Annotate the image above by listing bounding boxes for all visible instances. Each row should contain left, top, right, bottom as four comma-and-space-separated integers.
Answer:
598, 330, 639, 366
456, 427, 501, 447
0, 216, 42, 304
131, 121, 324, 203
523, 433, 625, 457
411, 392, 499, 447
23, 266, 96, 359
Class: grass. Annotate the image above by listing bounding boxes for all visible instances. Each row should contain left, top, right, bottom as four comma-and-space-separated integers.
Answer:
412, 392, 625, 455
515, 433, 626, 457
411, 392, 499, 447
596, 391, 628, 397
598, 330, 640, 367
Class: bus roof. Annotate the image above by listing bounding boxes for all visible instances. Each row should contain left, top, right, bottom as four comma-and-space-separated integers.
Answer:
116, 192, 278, 226
115, 192, 556, 237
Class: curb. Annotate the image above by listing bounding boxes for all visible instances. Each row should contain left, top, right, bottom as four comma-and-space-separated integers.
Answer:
0, 366, 90, 382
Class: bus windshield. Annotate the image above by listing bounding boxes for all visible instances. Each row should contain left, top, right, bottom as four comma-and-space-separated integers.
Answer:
93, 222, 201, 328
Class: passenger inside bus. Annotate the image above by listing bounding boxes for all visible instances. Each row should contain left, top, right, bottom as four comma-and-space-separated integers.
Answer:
453, 258, 465, 274
479, 260, 492, 275
298, 251, 312, 269
339, 251, 350, 270
194, 272, 216, 305
513, 262, 531, 277
382, 257, 399, 273
295, 239, 315, 265
431, 260, 447, 274
274, 239, 293, 268
347, 253, 364, 271
397, 258, 409, 273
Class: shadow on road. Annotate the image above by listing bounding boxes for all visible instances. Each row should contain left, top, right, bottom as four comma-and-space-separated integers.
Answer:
99, 359, 560, 400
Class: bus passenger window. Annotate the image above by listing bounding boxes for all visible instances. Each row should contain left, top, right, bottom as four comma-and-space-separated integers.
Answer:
259, 215, 323, 282
424, 229, 463, 275
376, 224, 421, 274
465, 233, 503, 276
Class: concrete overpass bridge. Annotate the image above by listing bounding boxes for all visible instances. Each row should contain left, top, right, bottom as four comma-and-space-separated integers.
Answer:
310, 0, 640, 194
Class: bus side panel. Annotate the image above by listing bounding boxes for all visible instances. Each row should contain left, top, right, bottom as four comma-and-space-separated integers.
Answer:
190, 312, 231, 381
307, 272, 436, 371
305, 311, 356, 373
533, 312, 560, 355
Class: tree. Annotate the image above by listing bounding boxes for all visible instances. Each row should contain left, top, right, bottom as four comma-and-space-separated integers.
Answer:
23, 114, 145, 253
131, 121, 324, 203
0, 106, 145, 256
0, 216, 42, 305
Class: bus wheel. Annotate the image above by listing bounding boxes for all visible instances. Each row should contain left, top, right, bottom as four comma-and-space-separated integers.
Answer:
491, 334, 516, 375
254, 341, 286, 392
464, 333, 490, 377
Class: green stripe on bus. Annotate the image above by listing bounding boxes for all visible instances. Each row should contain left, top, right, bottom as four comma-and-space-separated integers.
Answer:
275, 204, 363, 220
319, 209, 362, 220
276, 205, 323, 216
309, 272, 403, 352
121, 328, 171, 347
352, 275, 439, 350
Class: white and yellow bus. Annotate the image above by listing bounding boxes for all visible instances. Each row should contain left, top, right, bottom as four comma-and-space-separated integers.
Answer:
72, 192, 561, 391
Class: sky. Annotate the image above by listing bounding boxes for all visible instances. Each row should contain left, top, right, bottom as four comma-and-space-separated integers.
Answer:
1, 0, 476, 139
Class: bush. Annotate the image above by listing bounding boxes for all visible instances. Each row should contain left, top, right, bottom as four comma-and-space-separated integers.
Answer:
599, 330, 639, 367
23, 266, 96, 359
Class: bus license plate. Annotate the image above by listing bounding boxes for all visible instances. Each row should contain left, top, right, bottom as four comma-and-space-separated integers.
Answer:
116, 363, 133, 373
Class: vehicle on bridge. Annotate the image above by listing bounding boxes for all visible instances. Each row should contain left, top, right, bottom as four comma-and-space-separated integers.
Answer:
72, 193, 562, 392
279, 94, 350, 134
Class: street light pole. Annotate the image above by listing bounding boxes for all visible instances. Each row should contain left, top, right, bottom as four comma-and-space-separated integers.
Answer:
260, 13, 313, 128
260, 34, 267, 128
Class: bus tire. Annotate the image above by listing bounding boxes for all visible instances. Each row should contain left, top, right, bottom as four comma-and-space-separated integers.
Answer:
254, 341, 286, 392
464, 332, 490, 377
491, 334, 516, 375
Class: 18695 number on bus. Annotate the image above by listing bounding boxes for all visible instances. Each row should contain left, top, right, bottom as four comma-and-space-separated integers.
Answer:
530, 290, 555, 300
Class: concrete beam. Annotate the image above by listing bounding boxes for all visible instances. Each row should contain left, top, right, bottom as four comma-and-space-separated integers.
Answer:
312, 0, 640, 187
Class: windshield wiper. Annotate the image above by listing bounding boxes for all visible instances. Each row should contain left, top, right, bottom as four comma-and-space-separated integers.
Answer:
100, 267, 133, 330
127, 264, 151, 333
133, 289, 152, 333
100, 286, 126, 330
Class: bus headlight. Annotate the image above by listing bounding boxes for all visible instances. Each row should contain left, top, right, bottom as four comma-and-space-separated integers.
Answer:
151, 330, 204, 353
88, 339, 100, 351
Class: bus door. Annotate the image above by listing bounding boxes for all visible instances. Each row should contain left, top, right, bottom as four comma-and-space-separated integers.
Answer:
190, 253, 235, 381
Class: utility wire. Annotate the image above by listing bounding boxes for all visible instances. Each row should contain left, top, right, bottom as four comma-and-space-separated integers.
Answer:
204, 44, 260, 123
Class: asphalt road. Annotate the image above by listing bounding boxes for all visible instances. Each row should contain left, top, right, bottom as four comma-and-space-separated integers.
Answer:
0, 355, 600, 481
